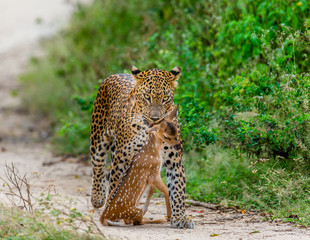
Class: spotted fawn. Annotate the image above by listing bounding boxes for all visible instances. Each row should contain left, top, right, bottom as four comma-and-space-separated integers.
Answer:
100, 105, 180, 226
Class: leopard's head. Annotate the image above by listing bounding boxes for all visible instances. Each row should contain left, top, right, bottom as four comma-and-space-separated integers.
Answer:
128, 65, 181, 124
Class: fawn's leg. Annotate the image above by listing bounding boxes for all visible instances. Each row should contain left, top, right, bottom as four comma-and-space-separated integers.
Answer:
143, 186, 155, 215
132, 207, 144, 225
124, 219, 133, 225
154, 176, 172, 220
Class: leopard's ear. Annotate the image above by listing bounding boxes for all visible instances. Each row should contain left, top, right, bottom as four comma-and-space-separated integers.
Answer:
128, 66, 142, 102
170, 66, 181, 80
130, 65, 143, 81
169, 66, 181, 88
130, 65, 141, 75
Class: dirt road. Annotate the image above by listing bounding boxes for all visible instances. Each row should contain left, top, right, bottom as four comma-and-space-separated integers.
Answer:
0, 1, 310, 239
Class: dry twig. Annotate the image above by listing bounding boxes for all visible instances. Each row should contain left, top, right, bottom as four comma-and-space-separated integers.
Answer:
0, 162, 38, 213
186, 199, 220, 210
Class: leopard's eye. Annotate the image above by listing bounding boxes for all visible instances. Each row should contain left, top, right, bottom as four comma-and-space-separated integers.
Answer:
164, 135, 171, 140
163, 96, 170, 102
144, 94, 151, 100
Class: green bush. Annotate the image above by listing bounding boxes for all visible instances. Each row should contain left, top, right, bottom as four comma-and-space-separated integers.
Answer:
21, 0, 310, 154
185, 145, 310, 226
218, 24, 310, 166
220, 72, 310, 158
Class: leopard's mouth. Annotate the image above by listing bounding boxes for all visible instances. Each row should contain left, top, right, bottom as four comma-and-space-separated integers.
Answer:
144, 115, 165, 126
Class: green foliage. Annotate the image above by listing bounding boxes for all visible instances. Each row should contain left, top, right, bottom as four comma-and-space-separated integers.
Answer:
185, 146, 257, 203
220, 72, 310, 163
218, 25, 310, 165
185, 146, 310, 226
55, 86, 98, 154
177, 94, 217, 151
21, 0, 310, 155
134, 0, 310, 152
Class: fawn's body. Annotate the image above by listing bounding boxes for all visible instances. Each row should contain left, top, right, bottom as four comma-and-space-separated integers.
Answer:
100, 107, 180, 226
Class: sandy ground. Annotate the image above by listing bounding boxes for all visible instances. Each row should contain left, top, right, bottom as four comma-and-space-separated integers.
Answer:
1, 1, 310, 239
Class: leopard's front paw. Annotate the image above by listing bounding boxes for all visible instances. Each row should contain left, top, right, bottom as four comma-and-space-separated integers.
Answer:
91, 194, 105, 208
171, 216, 195, 229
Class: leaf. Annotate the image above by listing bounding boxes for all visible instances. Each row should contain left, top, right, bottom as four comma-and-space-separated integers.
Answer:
210, 233, 219, 237
51, 209, 60, 216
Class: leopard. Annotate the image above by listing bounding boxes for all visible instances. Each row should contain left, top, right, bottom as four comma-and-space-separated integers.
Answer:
90, 65, 194, 229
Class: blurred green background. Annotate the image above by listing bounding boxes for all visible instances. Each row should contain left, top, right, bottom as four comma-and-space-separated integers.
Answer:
21, 0, 310, 225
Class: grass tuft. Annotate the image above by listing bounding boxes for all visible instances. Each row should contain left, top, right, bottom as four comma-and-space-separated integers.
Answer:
0, 204, 104, 240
